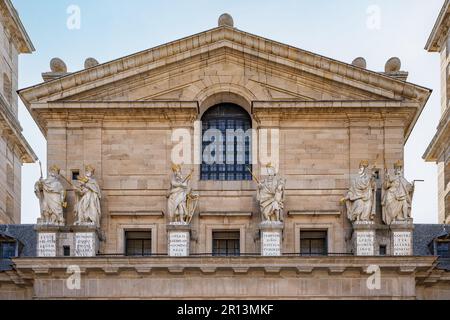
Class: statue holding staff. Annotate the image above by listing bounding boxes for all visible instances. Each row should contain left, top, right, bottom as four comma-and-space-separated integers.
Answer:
34, 164, 66, 226
249, 163, 286, 223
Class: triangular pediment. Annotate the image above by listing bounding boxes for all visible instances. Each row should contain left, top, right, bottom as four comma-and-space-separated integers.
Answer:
19, 26, 430, 107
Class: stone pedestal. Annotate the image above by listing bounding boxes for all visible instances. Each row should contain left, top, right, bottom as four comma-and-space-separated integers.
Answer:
260, 222, 284, 256
352, 221, 376, 256
390, 221, 414, 256
73, 226, 99, 257
35, 226, 59, 257
167, 223, 190, 257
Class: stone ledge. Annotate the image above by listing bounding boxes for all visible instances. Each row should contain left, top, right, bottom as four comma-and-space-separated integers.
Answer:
288, 210, 341, 216
12, 256, 437, 277
200, 211, 252, 217
110, 211, 164, 217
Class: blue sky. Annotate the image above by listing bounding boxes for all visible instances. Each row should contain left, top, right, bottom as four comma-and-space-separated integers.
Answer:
13, 0, 444, 223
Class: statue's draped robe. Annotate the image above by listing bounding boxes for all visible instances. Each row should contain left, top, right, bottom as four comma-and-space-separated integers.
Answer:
75, 178, 101, 227
257, 177, 284, 221
345, 173, 375, 221
34, 176, 65, 222
167, 177, 189, 221
382, 175, 413, 225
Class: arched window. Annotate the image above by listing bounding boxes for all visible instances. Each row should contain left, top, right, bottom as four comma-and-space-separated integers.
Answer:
201, 103, 252, 181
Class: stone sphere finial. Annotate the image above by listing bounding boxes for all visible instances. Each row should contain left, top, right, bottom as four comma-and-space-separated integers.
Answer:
84, 57, 99, 69
218, 13, 234, 27
50, 58, 67, 73
385, 57, 401, 73
352, 57, 367, 69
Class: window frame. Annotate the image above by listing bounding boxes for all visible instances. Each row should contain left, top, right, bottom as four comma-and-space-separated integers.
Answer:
200, 103, 252, 181
212, 230, 241, 257
299, 230, 328, 256
125, 230, 152, 257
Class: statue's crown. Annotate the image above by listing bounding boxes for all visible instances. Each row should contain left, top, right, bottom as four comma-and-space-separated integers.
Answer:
85, 165, 95, 173
171, 163, 181, 172
49, 165, 60, 174
359, 160, 369, 168
266, 162, 274, 169
394, 160, 403, 169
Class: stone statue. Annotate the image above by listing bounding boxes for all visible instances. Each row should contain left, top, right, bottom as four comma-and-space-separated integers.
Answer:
34, 165, 66, 226
74, 165, 102, 228
252, 163, 286, 223
167, 164, 199, 224
382, 160, 414, 225
341, 160, 377, 222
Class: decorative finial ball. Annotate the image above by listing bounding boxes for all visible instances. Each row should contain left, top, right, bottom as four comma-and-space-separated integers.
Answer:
50, 58, 67, 73
385, 57, 401, 73
84, 57, 99, 69
352, 57, 367, 69
218, 13, 234, 27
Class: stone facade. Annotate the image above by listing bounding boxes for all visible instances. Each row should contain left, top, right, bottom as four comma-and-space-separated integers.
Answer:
0, 0, 36, 224
424, 0, 450, 224
1, 13, 449, 299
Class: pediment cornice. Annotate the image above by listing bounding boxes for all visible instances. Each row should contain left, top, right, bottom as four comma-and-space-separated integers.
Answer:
19, 26, 431, 107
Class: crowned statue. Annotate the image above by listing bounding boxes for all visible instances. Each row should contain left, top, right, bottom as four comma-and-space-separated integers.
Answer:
382, 160, 414, 225
251, 163, 286, 223
34, 165, 66, 226
167, 164, 199, 224
74, 165, 102, 228
341, 160, 377, 223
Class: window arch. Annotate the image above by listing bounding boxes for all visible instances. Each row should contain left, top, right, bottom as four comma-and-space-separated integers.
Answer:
201, 103, 252, 181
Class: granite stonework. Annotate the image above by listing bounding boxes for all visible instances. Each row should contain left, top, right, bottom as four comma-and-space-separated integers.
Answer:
1, 12, 449, 299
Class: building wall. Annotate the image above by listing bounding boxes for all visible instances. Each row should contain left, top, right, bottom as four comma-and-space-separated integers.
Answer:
437, 37, 450, 224
0, 11, 23, 225
43, 107, 405, 255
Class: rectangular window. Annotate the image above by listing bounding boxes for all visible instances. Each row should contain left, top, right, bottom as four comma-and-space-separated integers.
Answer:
125, 231, 152, 256
379, 245, 387, 256
63, 246, 71, 257
72, 170, 80, 181
300, 230, 328, 256
212, 231, 240, 256
0, 241, 16, 259
437, 241, 450, 258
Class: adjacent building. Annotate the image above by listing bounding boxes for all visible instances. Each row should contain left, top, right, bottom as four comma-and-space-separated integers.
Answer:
0, 0, 36, 224
424, 0, 450, 224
